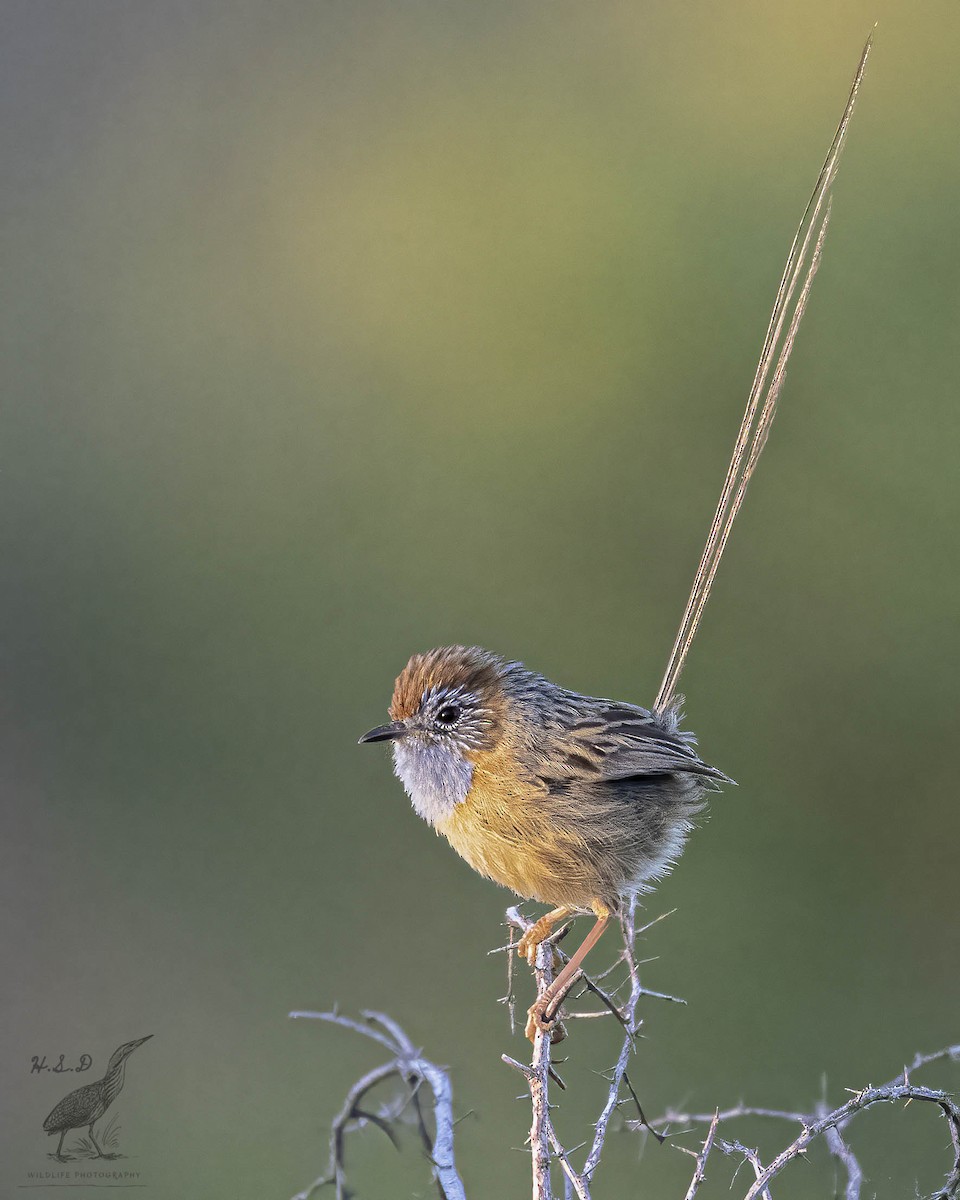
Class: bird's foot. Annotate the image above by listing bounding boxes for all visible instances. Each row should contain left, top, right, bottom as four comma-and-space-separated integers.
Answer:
517, 908, 570, 965
51, 1154, 75, 1163
98, 1152, 120, 1160
516, 931, 540, 966
525, 998, 566, 1044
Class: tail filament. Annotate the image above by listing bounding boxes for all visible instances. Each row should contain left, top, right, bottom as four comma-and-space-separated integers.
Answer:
654, 34, 873, 714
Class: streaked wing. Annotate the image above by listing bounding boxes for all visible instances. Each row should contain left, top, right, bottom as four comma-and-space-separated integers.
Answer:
547, 702, 731, 786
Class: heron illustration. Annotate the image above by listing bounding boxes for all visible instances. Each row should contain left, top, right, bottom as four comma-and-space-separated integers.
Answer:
42, 1035, 152, 1161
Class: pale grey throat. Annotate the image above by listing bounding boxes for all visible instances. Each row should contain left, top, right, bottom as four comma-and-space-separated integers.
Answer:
392, 739, 473, 826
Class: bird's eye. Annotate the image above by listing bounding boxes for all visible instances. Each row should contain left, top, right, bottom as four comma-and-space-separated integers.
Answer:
436, 704, 462, 726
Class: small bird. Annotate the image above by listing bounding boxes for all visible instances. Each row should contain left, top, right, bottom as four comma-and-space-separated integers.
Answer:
360, 43, 871, 1040
361, 648, 728, 1037
42, 1036, 152, 1162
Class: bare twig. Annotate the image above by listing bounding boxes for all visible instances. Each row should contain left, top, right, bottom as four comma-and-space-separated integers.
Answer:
497, 923, 518, 1035
290, 1059, 400, 1200
650, 1102, 808, 1130
582, 901, 644, 1184
503, 906, 559, 1200
740, 1071, 960, 1200
717, 1138, 773, 1200
819, 1103, 864, 1200
530, 941, 556, 1200
290, 1009, 467, 1200
646, 1044, 960, 1200
296, 987, 958, 1200
503, 898, 675, 1199
547, 1124, 592, 1200
681, 1109, 720, 1199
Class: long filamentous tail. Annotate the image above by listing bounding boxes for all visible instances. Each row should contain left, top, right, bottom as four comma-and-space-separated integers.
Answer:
654, 33, 874, 715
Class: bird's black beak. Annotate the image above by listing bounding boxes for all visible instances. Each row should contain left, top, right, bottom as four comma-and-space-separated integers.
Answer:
358, 721, 407, 744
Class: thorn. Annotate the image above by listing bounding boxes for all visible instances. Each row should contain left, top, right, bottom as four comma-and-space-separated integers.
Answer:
660, 1125, 695, 1140
548, 1066, 567, 1090
636, 909, 677, 936
501, 1054, 534, 1080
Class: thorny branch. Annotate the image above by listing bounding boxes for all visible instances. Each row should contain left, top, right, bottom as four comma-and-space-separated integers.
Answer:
500, 900, 694, 1198
501, 898, 678, 1199
502, 923, 560, 1200
503, 909, 960, 1200
288, 1008, 466, 1200
645, 1044, 960, 1200
292, 932, 960, 1200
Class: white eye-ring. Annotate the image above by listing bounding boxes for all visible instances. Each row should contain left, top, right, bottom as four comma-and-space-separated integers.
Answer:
435, 703, 462, 726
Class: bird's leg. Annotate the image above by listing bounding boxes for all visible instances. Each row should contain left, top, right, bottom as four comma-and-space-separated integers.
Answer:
525, 905, 610, 1041
53, 1129, 70, 1161
87, 1123, 108, 1159
516, 906, 575, 965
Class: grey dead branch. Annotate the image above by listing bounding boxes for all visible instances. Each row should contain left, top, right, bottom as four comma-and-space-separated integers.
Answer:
290, 905, 960, 1200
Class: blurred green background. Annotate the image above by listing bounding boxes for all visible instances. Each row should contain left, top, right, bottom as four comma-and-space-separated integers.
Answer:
2, 2, 958, 1196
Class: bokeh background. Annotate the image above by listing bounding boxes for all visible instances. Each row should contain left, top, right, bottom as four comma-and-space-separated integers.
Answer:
2, 2, 958, 1196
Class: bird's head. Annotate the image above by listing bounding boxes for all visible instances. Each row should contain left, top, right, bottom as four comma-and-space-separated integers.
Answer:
106, 1035, 153, 1072
359, 646, 510, 825
361, 645, 508, 754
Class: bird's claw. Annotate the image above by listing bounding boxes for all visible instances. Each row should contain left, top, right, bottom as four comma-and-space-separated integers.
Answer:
516, 932, 539, 965
525, 999, 567, 1044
